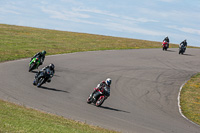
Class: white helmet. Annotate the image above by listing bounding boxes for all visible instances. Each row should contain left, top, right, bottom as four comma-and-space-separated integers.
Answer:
106, 78, 112, 86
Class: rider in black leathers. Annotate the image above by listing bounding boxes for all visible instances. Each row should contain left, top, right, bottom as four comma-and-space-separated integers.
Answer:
180, 39, 187, 51
31, 50, 46, 65
33, 63, 55, 85
180, 39, 187, 47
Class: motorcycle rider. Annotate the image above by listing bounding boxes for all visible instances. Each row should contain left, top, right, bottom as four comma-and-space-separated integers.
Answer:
33, 63, 55, 85
90, 78, 111, 101
180, 39, 187, 51
31, 50, 46, 65
163, 36, 169, 48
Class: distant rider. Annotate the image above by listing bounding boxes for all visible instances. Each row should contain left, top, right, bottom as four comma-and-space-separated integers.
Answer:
90, 78, 111, 101
163, 36, 169, 48
180, 39, 187, 51
31, 50, 46, 65
33, 63, 55, 85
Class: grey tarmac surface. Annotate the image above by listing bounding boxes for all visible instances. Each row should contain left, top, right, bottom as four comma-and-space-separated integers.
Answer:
0, 48, 200, 133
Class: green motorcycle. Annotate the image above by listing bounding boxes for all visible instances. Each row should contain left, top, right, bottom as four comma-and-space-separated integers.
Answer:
29, 56, 41, 72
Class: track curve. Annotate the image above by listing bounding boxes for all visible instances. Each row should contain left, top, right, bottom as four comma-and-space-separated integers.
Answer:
0, 48, 200, 133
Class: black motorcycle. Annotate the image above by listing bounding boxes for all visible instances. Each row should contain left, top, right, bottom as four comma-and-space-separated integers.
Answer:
179, 44, 186, 54
34, 68, 53, 87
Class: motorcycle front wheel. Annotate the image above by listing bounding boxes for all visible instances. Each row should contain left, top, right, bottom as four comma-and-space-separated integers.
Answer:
96, 96, 105, 107
29, 63, 35, 72
37, 77, 45, 87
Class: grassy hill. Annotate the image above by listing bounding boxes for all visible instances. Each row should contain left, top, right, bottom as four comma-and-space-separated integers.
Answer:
0, 24, 179, 62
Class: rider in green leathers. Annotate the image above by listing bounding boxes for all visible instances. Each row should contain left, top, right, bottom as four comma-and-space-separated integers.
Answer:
31, 50, 46, 65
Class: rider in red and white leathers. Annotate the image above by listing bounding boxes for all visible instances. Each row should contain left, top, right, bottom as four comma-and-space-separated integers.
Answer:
90, 78, 111, 100
163, 36, 169, 48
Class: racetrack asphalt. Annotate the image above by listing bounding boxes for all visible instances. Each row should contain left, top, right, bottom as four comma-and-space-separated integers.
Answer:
0, 48, 200, 133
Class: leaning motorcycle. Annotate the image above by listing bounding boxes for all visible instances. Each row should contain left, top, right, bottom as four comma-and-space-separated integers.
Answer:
162, 41, 168, 51
35, 68, 53, 87
179, 44, 185, 54
29, 56, 41, 72
87, 88, 108, 107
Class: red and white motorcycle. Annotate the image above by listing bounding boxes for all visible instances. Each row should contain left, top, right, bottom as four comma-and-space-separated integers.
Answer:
87, 87, 108, 107
162, 40, 169, 51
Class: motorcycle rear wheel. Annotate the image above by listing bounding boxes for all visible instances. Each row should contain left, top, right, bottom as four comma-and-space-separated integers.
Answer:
87, 96, 92, 104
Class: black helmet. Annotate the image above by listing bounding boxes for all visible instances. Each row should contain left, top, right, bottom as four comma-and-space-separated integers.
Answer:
42, 50, 46, 55
49, 63, 54, 70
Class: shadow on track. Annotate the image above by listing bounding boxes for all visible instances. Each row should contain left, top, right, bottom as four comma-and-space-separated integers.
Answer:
30, 70, 38, 73
40, 86, 69, 93
100, 106, 130, 113
183, 53, 194, 56
166, 50, 176, 52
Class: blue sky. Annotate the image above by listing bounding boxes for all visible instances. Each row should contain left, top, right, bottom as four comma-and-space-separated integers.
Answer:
1, 0, 200, 46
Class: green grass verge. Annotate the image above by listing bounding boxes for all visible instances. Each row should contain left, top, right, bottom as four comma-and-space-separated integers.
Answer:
0, 99, 118, 133
180, 73, 200, 125
0, 24, 181, 62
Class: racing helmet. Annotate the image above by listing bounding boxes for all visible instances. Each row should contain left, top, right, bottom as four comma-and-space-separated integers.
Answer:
49, 63, 55, 70
106, 78, 112, 86
42, 50, 46, 55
